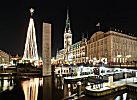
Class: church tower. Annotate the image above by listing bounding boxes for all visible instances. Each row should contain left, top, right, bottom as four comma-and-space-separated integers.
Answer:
64, 8, 72, 62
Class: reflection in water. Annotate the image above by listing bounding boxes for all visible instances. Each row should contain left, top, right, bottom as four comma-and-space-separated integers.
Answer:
54, 77, 137, 100
43, 77, 52, 100
22, 78, 43, 100
3, 80, 9, 91
54, 77, 79, 99
0, 76, 14, 92
122, 93, 127, 100
0, 76, 137, 100
55, 77, 64, 90
114, 93, 127, 100
115, 96, 120, 100
64, 83, 74, 97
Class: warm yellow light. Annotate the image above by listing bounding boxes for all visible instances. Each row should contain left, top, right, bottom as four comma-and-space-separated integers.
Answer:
93, 57, 96, 60
117, 55, 122, 58
22, 78, 40, 100
126, 55, 131, 58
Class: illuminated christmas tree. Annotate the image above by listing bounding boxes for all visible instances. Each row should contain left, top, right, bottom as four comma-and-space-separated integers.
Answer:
22, 8, 39, 62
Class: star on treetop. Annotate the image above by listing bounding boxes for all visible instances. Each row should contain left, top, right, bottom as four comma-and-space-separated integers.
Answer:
30, 8, 34, 16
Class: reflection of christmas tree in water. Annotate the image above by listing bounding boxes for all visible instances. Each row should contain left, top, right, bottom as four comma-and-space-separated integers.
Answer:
22, 8, 39, 63
22, 78, 43, 100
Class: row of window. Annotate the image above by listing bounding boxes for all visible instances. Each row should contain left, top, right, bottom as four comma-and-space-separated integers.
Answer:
74, 58, 86, 63
57, 69, 69, 74
113, 37, 136, 46
112, 51, 137, 57
113, 44, 137, 51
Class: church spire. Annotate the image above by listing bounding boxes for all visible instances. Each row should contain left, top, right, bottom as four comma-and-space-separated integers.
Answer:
64, 7, 72, 62
65, 8, 71, 33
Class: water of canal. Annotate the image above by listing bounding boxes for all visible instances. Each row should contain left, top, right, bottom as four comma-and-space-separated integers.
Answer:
0, 76, 137, 100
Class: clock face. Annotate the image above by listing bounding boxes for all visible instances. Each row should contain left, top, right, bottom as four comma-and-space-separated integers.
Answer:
64, 33, 72, 50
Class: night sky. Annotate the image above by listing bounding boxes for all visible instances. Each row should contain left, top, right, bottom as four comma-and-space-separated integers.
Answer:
0, 0, 137, 57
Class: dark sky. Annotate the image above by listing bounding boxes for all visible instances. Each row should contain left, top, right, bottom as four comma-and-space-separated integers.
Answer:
0, 0, 137, 57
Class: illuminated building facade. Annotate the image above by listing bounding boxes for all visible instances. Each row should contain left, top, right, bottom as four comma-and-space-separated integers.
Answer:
0, 50, 11, 64
56, 8, 87, 65
56, 49, 64, 64
56, 38, 87, 65
87, 31, 137, 65
55, 8, 137, 66
70, 38, 87, 64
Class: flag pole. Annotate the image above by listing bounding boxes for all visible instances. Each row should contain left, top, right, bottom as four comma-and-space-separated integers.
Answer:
96, 22, 100, 31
